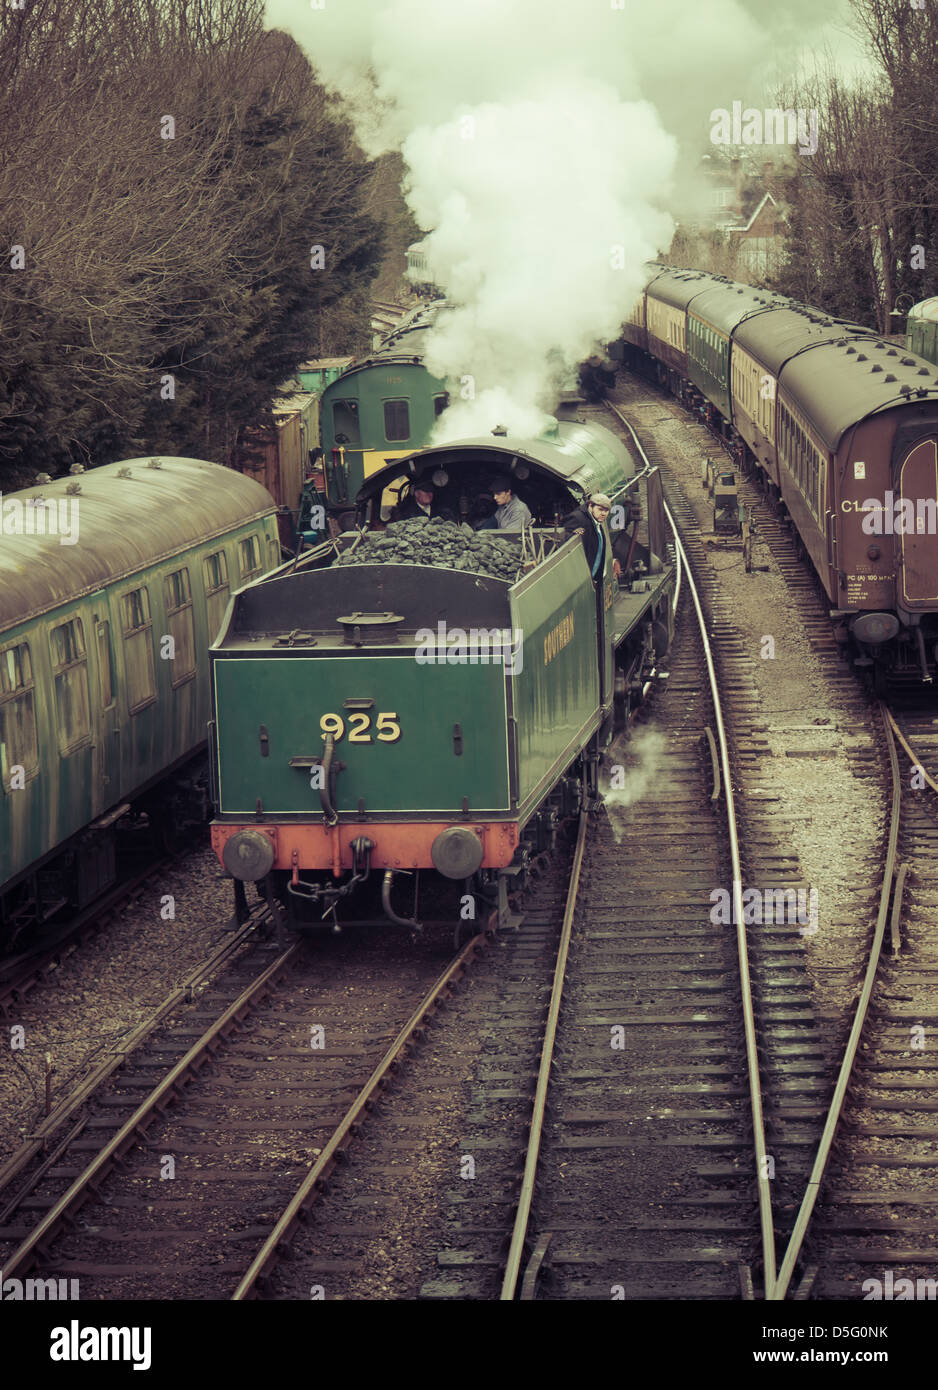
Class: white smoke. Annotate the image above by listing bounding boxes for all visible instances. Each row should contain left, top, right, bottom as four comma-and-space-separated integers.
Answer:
407, 92, 675, 440
601, 727, 667, 843
266, 0, 677, 435
265, 0, 857, 438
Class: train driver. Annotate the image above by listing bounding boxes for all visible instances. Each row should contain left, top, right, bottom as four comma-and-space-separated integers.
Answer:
394, 481, 455, 523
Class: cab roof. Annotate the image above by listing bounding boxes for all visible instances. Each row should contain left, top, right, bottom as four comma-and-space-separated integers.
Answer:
358, 417, 640, 506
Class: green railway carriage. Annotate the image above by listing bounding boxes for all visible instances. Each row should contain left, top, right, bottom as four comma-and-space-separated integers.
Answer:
686, 283, 787, 427
907, 299, 938, 368
210, 419, 674, 932
319, 302, 450, 513
0, 457, 279, 947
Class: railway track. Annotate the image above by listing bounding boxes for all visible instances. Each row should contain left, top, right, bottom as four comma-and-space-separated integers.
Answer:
242, 451, 786, 1300
0, 904, 491, 1299
0, 909, 267, 1209
245, 839, 576, 1301
608, 375, 938, 1301
783, 692, 938, 1299
482, 420, 789, 1300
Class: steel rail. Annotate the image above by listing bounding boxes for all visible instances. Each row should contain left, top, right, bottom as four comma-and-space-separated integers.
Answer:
607, 400, 778, 1296
499, 809, 589, 1300
1, 938, 299, 1280
884, 707, 938, 795
771, 702, 902, 1299
0, 910, 266, 1207
232, 925, 493, 1299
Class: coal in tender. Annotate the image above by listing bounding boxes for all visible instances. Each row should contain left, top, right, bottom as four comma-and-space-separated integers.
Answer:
334, 518, 522, 580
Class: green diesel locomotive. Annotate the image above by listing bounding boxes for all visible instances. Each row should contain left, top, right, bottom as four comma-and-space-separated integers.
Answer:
318, 301, 449, 519
209, 417, 674, 932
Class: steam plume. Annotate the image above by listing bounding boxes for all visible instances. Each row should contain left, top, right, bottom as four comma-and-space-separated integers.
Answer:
266, 0, 857, 436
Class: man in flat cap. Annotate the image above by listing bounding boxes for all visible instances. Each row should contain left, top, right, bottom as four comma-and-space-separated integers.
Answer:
563, 492, 621, 583
476, 476, 533, 531
394, 479, 456, 523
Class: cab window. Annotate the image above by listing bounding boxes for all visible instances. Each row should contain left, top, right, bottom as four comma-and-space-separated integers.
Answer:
332, 400, 360, 445
383, 399, 410, 442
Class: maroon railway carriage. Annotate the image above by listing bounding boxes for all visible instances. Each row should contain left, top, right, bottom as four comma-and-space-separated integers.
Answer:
622, 263, 938, 678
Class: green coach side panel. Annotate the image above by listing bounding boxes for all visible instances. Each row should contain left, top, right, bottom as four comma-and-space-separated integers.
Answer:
214, 653, 510, 815
1, 458, 279, 895
510, 544, 600, 809
687, 313, 731, 420
907, 300, 938, 369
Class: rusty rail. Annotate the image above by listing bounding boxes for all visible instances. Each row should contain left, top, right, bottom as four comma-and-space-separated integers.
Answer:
232, 924, 494, 1299
770, 702, 903, 1299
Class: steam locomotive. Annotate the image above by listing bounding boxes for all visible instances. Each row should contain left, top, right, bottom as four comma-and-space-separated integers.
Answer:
208, 416, 674, 933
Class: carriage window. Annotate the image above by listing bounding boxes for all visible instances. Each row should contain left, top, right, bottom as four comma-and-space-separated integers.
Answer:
383, 399, 410, 442
204, 550, 230, 642
96, 622, 115, 709
0, 642, 39, 783
239, 534, 261, 583
50, 618, 91, 752
121, 587, 157, 713
433, 393, 449, 418
164, 567, 195, 686
332, 399, 360, 445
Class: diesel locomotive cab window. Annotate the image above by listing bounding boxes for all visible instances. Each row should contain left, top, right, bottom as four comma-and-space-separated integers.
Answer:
332, 400, 360, 445
204, 550, 230, 641
0, 641, 39, 783
164, 568, 196, 686
383, 399, 410, 442
239, 535, 261, 583
121, 587, 157, 713
50, 618, 91, 753
433, 393, 449, 418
